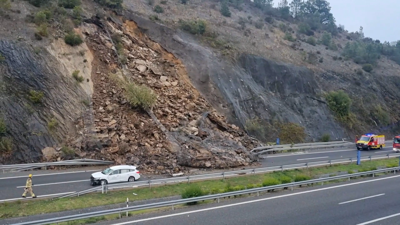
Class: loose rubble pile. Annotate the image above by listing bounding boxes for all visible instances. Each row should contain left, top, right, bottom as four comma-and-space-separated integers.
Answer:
70, 17, 259, 174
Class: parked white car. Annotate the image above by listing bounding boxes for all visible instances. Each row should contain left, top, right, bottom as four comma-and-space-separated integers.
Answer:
90, 165, 140, 186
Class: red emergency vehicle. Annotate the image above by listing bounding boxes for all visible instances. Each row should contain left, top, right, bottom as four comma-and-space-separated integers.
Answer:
356, 134, 385, 150
393, 135, 400, 152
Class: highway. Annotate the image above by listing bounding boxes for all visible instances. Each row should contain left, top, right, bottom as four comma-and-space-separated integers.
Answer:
0, 170, 96, 202
104, 174, 400, 225
260, 144, 394, 167
0, 143, 394, 202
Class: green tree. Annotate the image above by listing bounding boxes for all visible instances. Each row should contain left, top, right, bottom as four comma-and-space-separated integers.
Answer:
58, 0, 81, 9
362, 64, 373, 72
325, 90, 351, 119
28, 0, 50, 7
153, 5, 163, 13
94, 0, 123, 9
220, 0, 231, 17
254, 0, 266, 9
289, 0, 303, 18
298, 23, 313, 36
278, 0, 290, 19
179, 19, 207, 35
34, 11, 50, 25
64, 32, 83, 46
342, 41, 380, 64
306, 37, 316, 46
73, 6, 83, 19
321, 32, 331, 46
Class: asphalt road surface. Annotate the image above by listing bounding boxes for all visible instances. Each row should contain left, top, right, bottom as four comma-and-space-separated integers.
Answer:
104, 174, 400, 225
0, 142, 395, 202
260, 144, 394, 167
0, 169, 97, 202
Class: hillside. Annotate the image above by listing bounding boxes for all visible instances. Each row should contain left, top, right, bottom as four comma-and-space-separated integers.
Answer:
0, 0, 399, 172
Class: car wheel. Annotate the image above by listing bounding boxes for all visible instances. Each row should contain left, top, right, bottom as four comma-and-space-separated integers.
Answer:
357, 147, 360, 150
101, 179, 108, 185
367, 146, 371, 151
90, 180, 95, 186
380, 145, 382, 149
128, 176, 135, 182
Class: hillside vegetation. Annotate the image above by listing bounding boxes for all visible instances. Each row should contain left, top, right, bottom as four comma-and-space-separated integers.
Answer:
126, 0, 400, 141
0, 0, 399, 166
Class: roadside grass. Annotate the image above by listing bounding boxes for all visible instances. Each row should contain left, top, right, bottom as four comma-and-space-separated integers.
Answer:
0, 158, 398, 219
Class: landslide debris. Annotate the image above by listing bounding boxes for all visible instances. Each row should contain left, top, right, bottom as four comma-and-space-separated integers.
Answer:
72, 17, 259, 174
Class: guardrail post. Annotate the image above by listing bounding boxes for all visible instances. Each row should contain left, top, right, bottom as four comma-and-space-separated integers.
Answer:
126, 198, 129, 217
252, 169, 255, 174
350, 158, 353, 163
387, 154, 390, 159
217, 198, 220, 203
187, 176, 190, 183
148, 180, 151, 189
102, 182, 104, 194
329, 160, 331, 166
305, 163, 308, 168
222, 172, 225, 179
257, 191, 259, 196
280, 166, 283, 171
369, 156, 372, 161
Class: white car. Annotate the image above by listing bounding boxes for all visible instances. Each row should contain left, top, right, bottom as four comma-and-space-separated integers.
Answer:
90, 165, 140, 186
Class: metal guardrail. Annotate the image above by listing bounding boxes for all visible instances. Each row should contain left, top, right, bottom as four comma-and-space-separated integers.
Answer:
251, 141, 354, 155
0, 159, 114, 173
14, 166, 400, 225
57, 152, 400, 199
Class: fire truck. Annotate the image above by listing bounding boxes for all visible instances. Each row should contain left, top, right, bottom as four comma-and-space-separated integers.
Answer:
393, 135, 400, 152
356, 134, 385, 150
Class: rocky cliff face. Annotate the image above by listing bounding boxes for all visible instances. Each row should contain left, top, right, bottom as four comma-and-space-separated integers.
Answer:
2, 0, 400, 169
125, 13, 345, 141
0, 41, 87, 163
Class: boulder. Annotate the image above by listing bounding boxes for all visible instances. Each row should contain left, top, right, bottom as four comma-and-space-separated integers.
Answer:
136, 65, 147, 73
135, 59, 146, 65
160, 76, 168, 82
42, 147, 58, 161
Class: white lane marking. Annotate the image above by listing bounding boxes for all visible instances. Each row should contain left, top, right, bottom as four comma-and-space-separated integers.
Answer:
16, 179, 88, 188
338, 193, 385, 205
112, 175, 400, 225
297, 156, 329, 161
357, 212, 400, 225
0, 191, 75, 203
374, 150, 392, 153
266, 149, 355, 158
0, 170, 98, 180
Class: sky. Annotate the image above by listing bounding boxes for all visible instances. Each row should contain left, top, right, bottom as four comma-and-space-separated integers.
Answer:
283, 0, 400, 43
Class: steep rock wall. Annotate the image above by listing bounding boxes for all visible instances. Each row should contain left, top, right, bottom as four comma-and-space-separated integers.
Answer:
124, 13, 346, 141
0, 41, 87, 163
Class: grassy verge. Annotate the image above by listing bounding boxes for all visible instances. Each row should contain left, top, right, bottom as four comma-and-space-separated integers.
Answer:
1, 158, 398, 219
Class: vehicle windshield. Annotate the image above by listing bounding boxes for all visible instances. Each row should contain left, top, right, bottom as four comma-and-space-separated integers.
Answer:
101, 168, 113, 175
394, 138, 400, 144
360, 136, 370, 142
